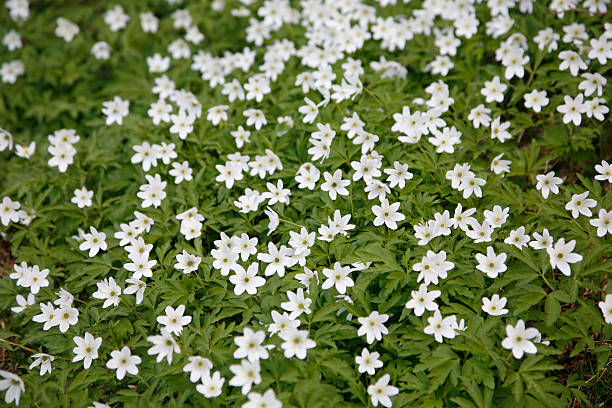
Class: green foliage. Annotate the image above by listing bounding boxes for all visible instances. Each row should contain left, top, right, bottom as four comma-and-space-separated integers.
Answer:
0, 0, 611, 408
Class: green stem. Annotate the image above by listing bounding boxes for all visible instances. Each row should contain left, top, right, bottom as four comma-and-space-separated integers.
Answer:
363, 87, 385, 108
279, 217, 305, 229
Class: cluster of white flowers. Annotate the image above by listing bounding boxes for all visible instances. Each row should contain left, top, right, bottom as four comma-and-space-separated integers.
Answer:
2, 0, 612, 407
47, 129, 79, 173
0, 196, 33, 226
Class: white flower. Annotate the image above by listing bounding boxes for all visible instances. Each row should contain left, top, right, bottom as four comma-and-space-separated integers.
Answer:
207, 105, 229, 125
557, 94, 587, 126
262, 179, 291, 205
243, 108, 267, 130
598, 294, 612, 324
89, 402, 111, 408
490, 117, 512, 143
558, 50, 587, 76
268, 311, 300, 336
590, 209, 612, 237
0, 370, 24, 406
534, 27, 559, 52
356, 348, 383, 375
2, 30, 22, 51
504, 226, 530, 249
184, 356, 213, 383
372, 199, 404, 229
257, 242, 296, 277
174, 250, 202, 274
584, 97, 609, 121
124, 278, 146, 304
15, 141, 35, 159
52, 305, 79, 333
298, 97, 319, 124
92, 277, 121, 308
29, 353, 54, 376
137, 174, 167, 208
236, 233, 258, 262
229, 359, 261, 395
231, 125, 250, 148
367, 374, 399, 407
147, 329, 180, 364
244, 77, 270, 102
565, 191, 597, 218
16, 264, 49, 294
125, 237, 153, 261
169, 110, 195, 140
169, 161, 193, 184
0, 129, 13, 151
321, 170, 350, 200
295, 266, 318, 288
79, 226, 107, 257
54, 288, 74, 308
280, 288, 312, 319
0, 196, 20, 226
104, 5, 130, 32
453, 204, 477, 232
523, 89, 549, 112
146, 53, 170, 73
55, 17, 79, 42
530, 229, 553, 250
48, 142, 76, 172
321, 262, 354, 295
481, 75, 507, 103
433, 210, 454, 235
547, 238, 582, 276
243, 389, 282, 408
475, 246, 507, 278
490, 153, 511, 175
468, 104, 491, 128
10, 293, 35, 313
196, 371, 225, 398
102, 96, 130, 126
72, 332, 102, 369
157, 304, 192, 336
148, 100, 172, 125
466, 221, 494, 243
501, 320, 539, 359
233, 328, 269, 362
91, 41, 111, 60
458, 175, 486, 199
71, 186, 93, 208
133, 211, 154, 233
33, 302, 58, 331
579, 73, 606, 97
384, 161, 413, 189
0, 60, 25, 84
482, 294, 509, 316
588, 35, 612, 64
357, 311, 389, 344
264, 206, 279, 235
130, 142, 159, 171
106, 346, 141, 380
405, 284, 441, 317
223, 80, 245, 103
278, 329, 316, 359
502, 47, 529, 80
230, 263, 266, 295
535, 172, 563, 199
412, 250, 454, 286
424, 310, 457, 343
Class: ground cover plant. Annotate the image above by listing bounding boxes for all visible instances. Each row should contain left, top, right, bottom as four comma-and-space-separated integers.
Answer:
0, 0, 611, 407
